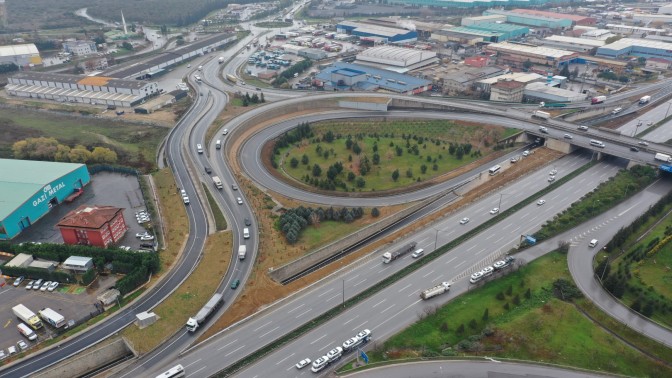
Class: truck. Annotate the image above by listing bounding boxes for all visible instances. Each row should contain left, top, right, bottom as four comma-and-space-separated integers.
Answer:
12, 304, 43, 330
655, 153, 672, 163
225, 74, 237, 83
420, 282, 451, 300
639, 95, 651, 104
185, 293, 224, 332
539, 102, 567, 108
532, 110, 550, 120
238, 245, 247, 260
218, 56, 225, 64
38, 308, 66, 328
382, 242, 417, 264
212, 176, 223, 189
17, 323, 37, 341
591, 95, 607, 104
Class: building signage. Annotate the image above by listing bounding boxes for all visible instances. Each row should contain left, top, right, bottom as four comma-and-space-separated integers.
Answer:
32, 182, 66, 207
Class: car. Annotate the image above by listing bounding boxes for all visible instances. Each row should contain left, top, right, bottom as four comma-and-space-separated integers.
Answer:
469, 271, 484, 284
327, 346, 343, 361
180, 189, 187, 197
342, 337, 359, 349
222, 129, 229, 135
244, 218, 252, 226
563, 133, 573, 139
40, 281, 51, 291
47, 281, 59, 292
140, 234, 155, 241
481, 266, 494, 277
459, 217, 470, 225
136, 232, 150, 238
522, 150, 530, 157
204, 166, 212, 174
7, 346, 17, 356
510, 157, 517, 163
236, 197, 243, 205
411, 248, 424, 258
611, 107, 622, 115
638, 141, 649, 146
548, 176, 556, 182
489, 208, 499, 215
32, 279, 43, 290
295, 358, 311, 369
589, 239, 599, 248
630, 146, 639, 152
537, 199, 546, 206
578, 125, 589, 131
120, 246, 131, 251
17, 340, 28, 351
231, 184, 238, 191
13, 276, 24, 287
357, 329, 371, 340
493, 257, 514, 270
187, 64, 191, 68
183, 196, 190, 204
0, 349, 6, 361
231, 279, 240, 289
25, 280, 34, 290
255, 87, 261, 91
549, 169, 557, 175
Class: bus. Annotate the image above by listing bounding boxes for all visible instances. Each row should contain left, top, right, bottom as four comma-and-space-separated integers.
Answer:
489, 165, 501, 176
589, 140, 606, 148
155, 364, 185, 378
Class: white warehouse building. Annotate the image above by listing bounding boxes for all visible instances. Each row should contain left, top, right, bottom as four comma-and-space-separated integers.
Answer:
355, 46, 439, 73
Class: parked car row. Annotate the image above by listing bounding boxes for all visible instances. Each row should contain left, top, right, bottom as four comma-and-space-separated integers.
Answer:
22, 278, 59, 292
0, 339, 30, 360
136, 210, 151, 224
297, 329, 372, 372
469, 256, 515, 284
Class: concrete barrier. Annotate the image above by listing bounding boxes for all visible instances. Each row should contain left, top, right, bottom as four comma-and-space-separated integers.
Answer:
32, 338, 132, 378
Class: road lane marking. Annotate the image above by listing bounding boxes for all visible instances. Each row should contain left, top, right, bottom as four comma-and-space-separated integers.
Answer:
398, 284, 412, 292
486, 234, 494, 240
217, 339, 238, 351
353, 278, 367, 287
259, 326, 280, 339
183, 359, 202, 368
378, 299, 423, 328
475, 248, 486, 256
253, 321, 272, 332
380, 304, 395, 314
502, 223, 512, 230
326, 293, 341, 302
372, 299, 386, 308
317, 288, 334, 297
295, 308, 312, 318
422, 270, 435, 278
345, 274, 360, 282
344, 315, 359, 325
467, 245, 476, 252
224, 345, 245, 357
494, 237, 505, 243
352, 321, 368, 331
455, 260, 466, 268
190, 366, 207, 376
445, 256, 458, 265
310, 334, 327, 345
287, 303, 305, 314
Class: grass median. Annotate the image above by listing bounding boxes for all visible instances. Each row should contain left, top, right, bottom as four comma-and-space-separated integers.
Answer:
202, 183, 227, 231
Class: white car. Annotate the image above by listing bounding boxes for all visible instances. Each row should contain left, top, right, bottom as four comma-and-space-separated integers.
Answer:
295, 358, 311, 369
357, 329, 371, 340
180, 189, 187, 197
47, 281, 59, 292
13, 276, 24, 287
342, 337, 358, 350
459, 217, 470, 225
25, 280, 34, 290
411, 248, 424, 258
563, 133, 573, 139
489, 208, 499, 215
549, 169, 557, 175
17, 340, 28, 351
522, 150, 530, 157
40, 281, 51, 291
140, 235, 155, 241
7, 346, 17, 356
222, 129, 229, 135
0, 349, 6, 361
548, 176, 556, 182
638, 141, 649, 146
537, 199, 546, 206
236, 197, 243, 205
481, 266, 494, 277
136, 232, 150, 238
469, 271, 484, 284
32, 279, 43, 290
183, 196, 190, 204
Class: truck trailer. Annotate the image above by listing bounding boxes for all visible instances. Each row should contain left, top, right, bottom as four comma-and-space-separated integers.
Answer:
225, 74, 237, 83
186, 293, 224, 332
639, 95, 651, 104
532, 111, 550, 120
420, 282, 451, 300
591, 96, 606, 104
238, 245, 247, 260
39, 308, 66, 328
12, 304, 42, 330
655, 153, 672, 163
212, 176, 223, 189
382, 242, 417, 263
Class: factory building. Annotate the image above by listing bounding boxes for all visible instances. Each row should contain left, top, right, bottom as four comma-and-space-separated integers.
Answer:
524, 82, 586, 103
5, 72, 159, 107
314, 62, 432, 94
605, 24, 666, 36
542, 35, 604, 54
386, 0, 552, 8
63, 40, 97, 56
441, 66, 507, 95
57, 205, 128, 248
483, 9, 572, 29
597, 38, 672, 60
580, 29, 615, 41
490, 79, 525, 102
431, 29, 483, 46
476, 72, 545, 93
509, 9, 597, 26
461, 15, 507, 27
486, 42, 578, 69
466, 23, 529, 41
355, 46, 439, 73
0, 43, 42, 68
0, 159, 90, 240
336, 21, 417, 44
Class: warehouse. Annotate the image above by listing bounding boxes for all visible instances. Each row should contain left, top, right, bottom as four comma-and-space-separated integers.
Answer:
605, 24, 665, 36
597, 38, 672, 60
0, 43, 42, 68
336, 21, 417, 44
0, 159, 91, 240
355, 46, 438, 73
524, 82, 586, 103
542, 35, 604, 54
431, 29, 483, 46
461, 15, 507, 27
509, 9, 597, 26
483, 9, 572, 29
486, 42, 578, 69
314, 62, 432, 94
5, 71, 158, 107
476, 72, 545, 93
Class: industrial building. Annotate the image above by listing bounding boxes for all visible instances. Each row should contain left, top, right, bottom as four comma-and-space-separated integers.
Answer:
314, 62, 432, 94
386, 0, 552, 8
509, 9, 597, 26
431, 29, 484, 46
298, 48, 327, 60
0, 43, 42, 68
580, 29, 615, 41
441, 66, 507, 95
466, 23, 529, 41
0, 159, 90, 240
461, 15, 507, 27
483, 9, 572, 29
336, 21, 417, 44
63, 256, 94, 272
524, 81, 586, 103
355, 46, 438, 73
490, 79, 525, 102
605, 24, 665, 36
57, 205, 128, 248
63, 40, 97, 56
5, 253, 56, 272
476, 72, 545, 93
5, 71, 159, 107
486, 42, 577, 69
597, 38, 672, 60
542, 35, 604, 54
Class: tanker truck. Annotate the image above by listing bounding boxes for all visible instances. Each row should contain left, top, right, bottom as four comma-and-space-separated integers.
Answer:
420, 282, 451, 300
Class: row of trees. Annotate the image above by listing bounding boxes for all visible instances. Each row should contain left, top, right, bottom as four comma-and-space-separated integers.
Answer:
277, 206, 365, 244
13, 137, 118, 164
272, 59, 312, 87
240, 92, 265, 106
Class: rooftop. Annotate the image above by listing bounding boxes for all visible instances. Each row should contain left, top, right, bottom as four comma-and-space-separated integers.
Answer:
600, 37, 672, 51
63, 256, 93, 266
357, 46, 437, 64
338, 20, 412, 37
487, 42, 576, 59
57, 205, 124, 229
316, 62, 431, 93
446, 26, 503, 38
0, 159, 85, 220
510, 8, 595, 22
478, 72, 545, 84
543, 35, 605, 47
10, 71, 152, 90
0, 44, 39, 57
492, 80, 525, 89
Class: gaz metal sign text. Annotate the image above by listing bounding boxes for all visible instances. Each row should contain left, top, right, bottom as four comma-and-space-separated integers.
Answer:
32, 182, 66, 207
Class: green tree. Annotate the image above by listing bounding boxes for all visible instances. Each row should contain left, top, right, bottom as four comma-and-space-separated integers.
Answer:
482, 308, 489, 321
356, 177, 365, 188
68, 145, 92, 163
347, 172, 356, 181
421, 164, 428, 174
90, 147, 118, 164
371, 207, 380, 217
560, 64, 570, 78
406, 168, 413, 178
469, 318, 478, 329
312, 164, 322, 177
392, 169, 400, 182
301, 154, 309, 165
352, 142, 362, 155
290, 157, 299, 168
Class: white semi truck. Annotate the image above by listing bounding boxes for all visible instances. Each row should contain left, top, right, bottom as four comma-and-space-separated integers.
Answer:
382, 242, 417, 263
238, 245, 247, 260
212, 176, 223, 189
420, 282, 451, 300
655, 153, 672, 163
532, 110, 550, 120
639, 95, 651, 104
185, 293, 224, 332
12, 304, 42, 330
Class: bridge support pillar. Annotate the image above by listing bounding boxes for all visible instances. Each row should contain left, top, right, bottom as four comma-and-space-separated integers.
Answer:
545, 139, 577, 154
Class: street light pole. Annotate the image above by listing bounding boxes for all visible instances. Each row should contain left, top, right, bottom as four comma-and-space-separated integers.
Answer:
666, 102, 672, 119
434, 228, 439, 251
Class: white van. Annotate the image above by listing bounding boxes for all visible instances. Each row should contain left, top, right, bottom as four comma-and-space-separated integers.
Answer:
17, 323, 37, 341
589, 239, 599, 248
216, 140, 222, 150
243, 228, 250, 239
197, 144, 203, 154
611, 107, 622, 115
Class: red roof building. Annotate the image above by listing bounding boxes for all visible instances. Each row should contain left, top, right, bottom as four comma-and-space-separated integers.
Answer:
464, 56, 490, 68
57, 205, 127, 248
510, 9, 597, 26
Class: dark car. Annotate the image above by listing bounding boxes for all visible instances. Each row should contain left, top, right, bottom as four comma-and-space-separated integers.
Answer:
204, 166, 212, 174
244, 218, 252, 226
231, 279, 240, 289
140, 243, 155, 248
630, 146, 639, 152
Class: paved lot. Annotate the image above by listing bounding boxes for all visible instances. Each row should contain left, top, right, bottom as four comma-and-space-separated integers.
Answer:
14, 171, 155, 250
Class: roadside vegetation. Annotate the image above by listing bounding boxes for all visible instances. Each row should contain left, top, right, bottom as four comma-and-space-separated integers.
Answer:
202, 183, 228, 231
254, 21, 293, 28
339, 252, 672, 377
272, 120, 517, 193
597, 188, 672, 328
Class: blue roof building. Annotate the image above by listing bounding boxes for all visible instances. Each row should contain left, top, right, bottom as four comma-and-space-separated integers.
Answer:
314, 62, 432, 94
596, 38, 672, 59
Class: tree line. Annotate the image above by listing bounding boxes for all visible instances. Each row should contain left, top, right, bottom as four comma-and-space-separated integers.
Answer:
13, 137, 118, 164
278, 206, 365, 244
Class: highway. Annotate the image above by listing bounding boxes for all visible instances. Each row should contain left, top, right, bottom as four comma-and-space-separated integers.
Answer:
142, 154, 626, 377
